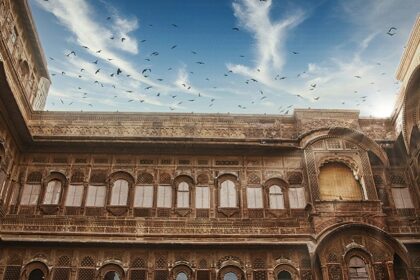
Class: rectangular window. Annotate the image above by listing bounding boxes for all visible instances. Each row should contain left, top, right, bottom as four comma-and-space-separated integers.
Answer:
85, 185, 106, 207
247, 187, 263, 208
134, 185, 154, 208
157, 185, 172, 208
196, 186, 210, 209
392, 187, 414, 209
289, 187, 306, 208
65, 185, 84, 207
20, 184, 41, 205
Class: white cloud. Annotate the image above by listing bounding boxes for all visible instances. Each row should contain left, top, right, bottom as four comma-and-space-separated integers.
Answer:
35, 0, 173, 97
228, 0, 305, 84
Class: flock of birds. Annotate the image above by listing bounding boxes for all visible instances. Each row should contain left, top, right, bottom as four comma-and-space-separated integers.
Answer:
44, 2, 401, 114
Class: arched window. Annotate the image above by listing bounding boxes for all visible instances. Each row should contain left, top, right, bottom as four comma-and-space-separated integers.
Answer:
104, 271, 121, 280
176, 272, 188, 280
277, 271, 292, 280
348, 256, 369, 279
247, 186, 263, 208
223, 272, 238, 280
177, 182, 190, 208
318, 162, 363, 200
220, 180, 236, 208
110, 179, 129, 206
269, 185, 284, 209
43, 180, 62, 204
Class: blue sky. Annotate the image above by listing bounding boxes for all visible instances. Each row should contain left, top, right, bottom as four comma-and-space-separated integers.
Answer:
29, 0, 420, 117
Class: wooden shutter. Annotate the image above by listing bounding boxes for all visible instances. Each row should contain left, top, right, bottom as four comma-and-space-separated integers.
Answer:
65, 185, 84, 206
157, 185, 172, 208
269, 185, 284, 209
196, 186, 209, 209
44, 180, 62, 204
247, 187, 262, 208
289, 187, 305, 208
319, 162, 363, 200
134, 185, 153, 207
177, 182, 189, 208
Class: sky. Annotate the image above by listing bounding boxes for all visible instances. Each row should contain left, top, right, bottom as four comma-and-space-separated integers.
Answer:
29, 0, 420, 117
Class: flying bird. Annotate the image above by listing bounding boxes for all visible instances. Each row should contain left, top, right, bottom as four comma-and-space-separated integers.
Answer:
106, 16, 111, 20
95, 69, 100, 74
232, 27, 239, 31
121, 37, 126, 42
93, 59, 98, 64
96, 50, 102, 53
171, 24, 178, 28
196, 61, 205, 64
354, 75, 361, 79
387, 27, 397, 36
171, 45, 177, 49
66, 51, 76, 57
292, 51, 299, 55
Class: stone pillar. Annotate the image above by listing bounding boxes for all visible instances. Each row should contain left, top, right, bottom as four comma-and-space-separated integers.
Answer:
386, 261, 395, 280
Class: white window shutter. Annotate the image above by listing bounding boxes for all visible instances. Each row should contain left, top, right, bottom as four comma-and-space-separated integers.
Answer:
86, 185, 95, 206
143, 186, 153, 207
220, 182, 228, 207
254, 187, 263, 208
196, 186, 209, 209
392, 188, 403, 208
20, 184, 32, 205
96, 186, 106, 206
247, 187, 262, 209
158, 185, 172, 208
227, 181, 236, 207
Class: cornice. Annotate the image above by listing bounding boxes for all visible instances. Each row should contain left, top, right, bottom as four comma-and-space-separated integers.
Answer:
396, 15, 420, 82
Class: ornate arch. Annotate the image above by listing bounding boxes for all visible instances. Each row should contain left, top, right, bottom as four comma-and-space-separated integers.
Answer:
171, 262, 193, 280
402, 64, 420, 154
273, 258, 299, 280
174, 174, 195, 185
44, 171, 67, 184
314, 223, 410, 267
97, 262, 125, 280
217, 265, 245, 280
21, 261, 49, 280
300, 127, 390, 167
108, 170, 135, 184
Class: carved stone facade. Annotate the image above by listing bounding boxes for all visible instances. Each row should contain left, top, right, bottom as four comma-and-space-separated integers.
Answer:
0, 1, 419, 280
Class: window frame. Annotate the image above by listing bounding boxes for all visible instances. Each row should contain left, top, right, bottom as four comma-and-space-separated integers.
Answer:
176, 181, 190, 208
42, 179, 63, 205
219, 178, 238, 208
157, 184, 173, 208
109, 179, 129, 206
85, 184, 107, 207
268, 184, 285, 210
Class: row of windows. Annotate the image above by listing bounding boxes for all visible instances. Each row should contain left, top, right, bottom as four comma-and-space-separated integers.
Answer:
19, 179, 306, 210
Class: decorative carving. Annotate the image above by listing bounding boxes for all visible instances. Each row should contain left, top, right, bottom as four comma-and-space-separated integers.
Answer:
328, 264, 342, 280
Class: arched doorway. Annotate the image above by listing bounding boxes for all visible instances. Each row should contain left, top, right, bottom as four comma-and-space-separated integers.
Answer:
277, 270, 292, 280
104, 271, 122, 280
28, 269, 45, 280
218, 265, 245, 280
223, 272, 238, 280
98, 263, 125, 280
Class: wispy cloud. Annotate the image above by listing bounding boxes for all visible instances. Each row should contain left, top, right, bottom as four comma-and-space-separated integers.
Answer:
34, 0, 172, 99
228, 0, 305, 84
